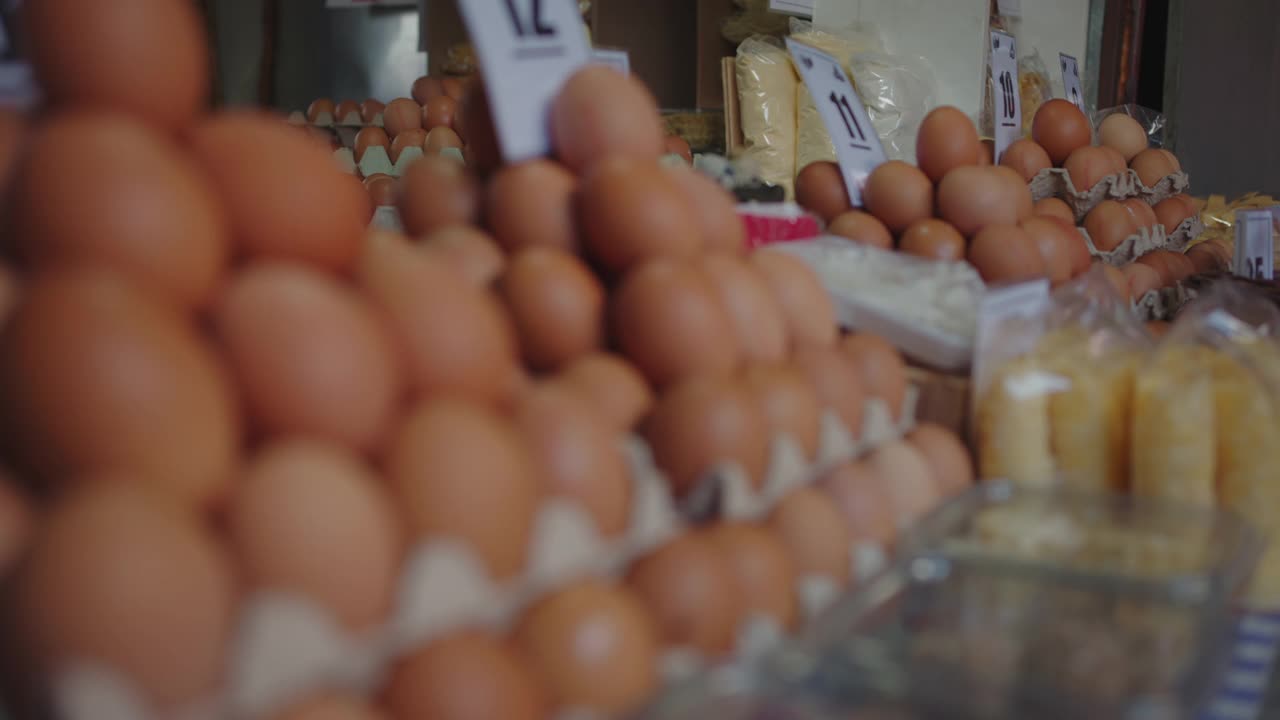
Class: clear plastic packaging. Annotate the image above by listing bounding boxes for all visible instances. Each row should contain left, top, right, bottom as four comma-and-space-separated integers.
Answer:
735, 35, 799, 200
1094, 104, 1168, 149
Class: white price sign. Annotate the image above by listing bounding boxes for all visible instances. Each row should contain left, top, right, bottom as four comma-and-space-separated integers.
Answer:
590, 48, 630, 76
1059, 53, 1085, 112
458, 0, 591, 164
989, 30, 1021, 165
769, 0, 814, 18
786, 38, 887, 207
1234, 209, 1275, 281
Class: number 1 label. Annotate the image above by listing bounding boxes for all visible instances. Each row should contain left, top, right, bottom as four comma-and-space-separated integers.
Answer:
458, 0, 591, 164
1235, 209, 1275, 281
990, 30, 1021, 165
786, 38, 886, 207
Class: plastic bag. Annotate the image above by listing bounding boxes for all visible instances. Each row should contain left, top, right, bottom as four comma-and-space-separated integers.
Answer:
848, 52, 937, 164
789, 19, 881, 171
722, 0, 790, 45
1018, 50, 1052, 137
1093, 104, 1168, 149
736, 35, 798, 200
796, 81, 837, 169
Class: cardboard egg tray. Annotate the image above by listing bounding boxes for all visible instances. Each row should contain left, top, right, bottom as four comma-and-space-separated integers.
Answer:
1078, 213, 1207, 266
1029, 168, 1192, 222
49, 389, 922, 720
333, 145, 465, 180
287, 110, 382, 129
1135, 283, 1195, 322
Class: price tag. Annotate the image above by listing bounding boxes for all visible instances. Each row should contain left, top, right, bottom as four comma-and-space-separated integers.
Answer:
1234, 209, 1275, 281
989, 30, 1021, 165
1059, 53, 1085, 112
786, 38, 887, 207
590, 48, 630, 76
972, 278, 1051, 400
458, 0, 591, 164
769, 0, 814, 18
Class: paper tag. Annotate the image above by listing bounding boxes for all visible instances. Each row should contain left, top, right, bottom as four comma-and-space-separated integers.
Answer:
786, 38, 887, 207
1234, 210, 1275, 281
996, 0, 1022, 17
458, 0, 592, 164
1059, 53, 1085, 112
972, 279, 1051, 396
989, 30, 1021, 165
769, 0, 814, 18
590, 48, 630, 75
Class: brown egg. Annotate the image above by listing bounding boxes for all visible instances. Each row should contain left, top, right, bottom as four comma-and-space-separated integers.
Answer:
767, 488, 852, 584
12, 111, 228, 308
580, 157, 701, 274
190, 111, 366, 271
419, 225, 506, 287
18, 484, 235, 708
272, 694, 387, 720
641, 374, 770, 496
1161, 149, 1183, 172
423, 95, 458, 130
967, 224, 1047, 283
1176, 194, 1201, 218
1098, 113, 1148, 161
0, 263, 18, 326
1033, 197, 1075, 224
1154, 195, 1195, 235
514, 581, 659, 715
611, 257, 740, 388
866, 442, 941, 528
1130, 148, 1177, 187
457, 80, 501, 176
1031, 99, 1092, 166
828, 210, 894, 250
384, 98, 423, 137
386, 630, 546, 720
1124, 198, 1159, 231
820, 461, 897, 548
551, 66, 665, 173
701, 253, 789, 364
355, 126, 391, 162
364, 173, 396, 207
1099, 145, 1128, 174
751, 250, 838, 347
25, 0, 208, 131
361, 98, 386, 124
411, 76, 443, 105
1021, 217, 1075, 286
791, 343, 866, 437
1057, 222, 1095, 277
1146, 320, 1172, 338
899, 219, 966, 261
937, 166, 1023, 236
553, 354, 653, 433
499, 248, 604, 371
216, 263, 401, 452
1097, 262, 1127, 297
442, 77, 468, 102
1123, 263, 1163, 299
626, 533, 741, 655
229, 440, 401, 630
1186, 242, 1230, 274
0, 269, 238, 506
398, 155, 481, 236
840, 334, 907, 423
916, 106, 983, 183
664, 163, 747, 254
425, 126, 463, 154
1083, 200, 1137, 253
1063, 145, 1116, 192
796, 161, 851, 223
388, 398, 540, 579
665, 135, 694, 163
486, 159, 579, 254
334, 100, 361, 123
992, 166, 1034, 222
742, 363, 822, 459
1000, 139, 1052, 182
303, 124, 337, 150
390, 128, 427, 163
1136, 249, 1195, 286
907, 423, 973, 497
0, 473, 33, 576
705, 523, 797, 629
862, 161, 934, 234
359, 231, 519, 405
306, 98, 335, 122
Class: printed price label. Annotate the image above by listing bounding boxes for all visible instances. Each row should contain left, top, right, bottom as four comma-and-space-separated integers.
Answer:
458, 0, 591, 163
769, 0, 814, 18
1234, 209, 1275, 281
590, 48, 630, 76
786, 38, 887, 207
989, 30, 1021, 165
1059, 53, 1085, 112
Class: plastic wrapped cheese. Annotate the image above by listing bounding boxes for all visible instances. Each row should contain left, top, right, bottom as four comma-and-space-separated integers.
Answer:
736, 36, 798, 200
796, 81, 837, 170
1130, 345, 1217, 507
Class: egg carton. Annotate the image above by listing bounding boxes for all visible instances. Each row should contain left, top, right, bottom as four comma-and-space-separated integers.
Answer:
334, 145, 465, 179
1030, 168, 1192, 222
368, 206, 403, 233
287, 110, 382, 128
1136, 282, 1196, 322
1078, 213, 1205, 267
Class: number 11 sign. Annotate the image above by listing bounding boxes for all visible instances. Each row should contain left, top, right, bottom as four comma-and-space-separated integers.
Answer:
786, 38, 886, 207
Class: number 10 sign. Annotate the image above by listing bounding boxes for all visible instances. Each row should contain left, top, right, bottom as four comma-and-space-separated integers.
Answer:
786, 38, 886, 207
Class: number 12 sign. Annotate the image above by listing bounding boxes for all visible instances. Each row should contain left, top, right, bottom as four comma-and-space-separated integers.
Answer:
786, 38, 886, 207
458, 0, 591, 164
